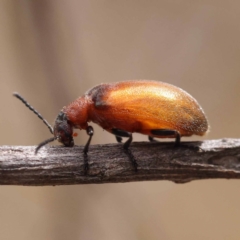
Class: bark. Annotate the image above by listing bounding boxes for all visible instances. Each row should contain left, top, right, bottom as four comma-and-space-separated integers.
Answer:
1, 138, 240, 186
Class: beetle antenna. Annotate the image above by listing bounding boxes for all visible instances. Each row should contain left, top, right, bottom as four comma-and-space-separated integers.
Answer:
13, 92, 54, 134
35, 137, 57, 154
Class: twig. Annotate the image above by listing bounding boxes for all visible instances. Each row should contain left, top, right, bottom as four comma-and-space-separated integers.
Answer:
1, 138, 240, 186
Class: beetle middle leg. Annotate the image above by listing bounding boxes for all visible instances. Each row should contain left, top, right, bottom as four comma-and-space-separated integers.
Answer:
112, 128, 138, 171
115, 136, 122, 143
111, 128, 133, 149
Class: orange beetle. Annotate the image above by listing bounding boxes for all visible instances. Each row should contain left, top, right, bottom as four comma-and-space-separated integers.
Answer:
14, 80, 208, 167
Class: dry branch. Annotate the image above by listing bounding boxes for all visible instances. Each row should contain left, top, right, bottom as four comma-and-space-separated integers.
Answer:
1, 138, 240, 186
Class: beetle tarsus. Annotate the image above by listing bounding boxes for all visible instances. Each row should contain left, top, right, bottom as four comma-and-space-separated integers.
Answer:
124, 148, 138, 172
123, 133, 133, 149
83, 153, 89, 175
123, 134, 138, 172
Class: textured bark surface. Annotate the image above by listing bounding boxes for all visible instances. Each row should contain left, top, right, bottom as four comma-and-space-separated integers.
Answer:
1, 138, 240, 186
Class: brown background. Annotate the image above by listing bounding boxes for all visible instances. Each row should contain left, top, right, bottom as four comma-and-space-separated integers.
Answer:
1, 1, 240, 239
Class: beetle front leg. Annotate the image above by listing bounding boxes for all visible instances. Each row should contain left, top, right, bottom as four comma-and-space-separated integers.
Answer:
83, 126, 94, 174
83, 126, 94, 154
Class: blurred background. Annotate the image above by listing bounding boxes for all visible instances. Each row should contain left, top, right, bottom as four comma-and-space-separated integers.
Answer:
1, 1, 240, 239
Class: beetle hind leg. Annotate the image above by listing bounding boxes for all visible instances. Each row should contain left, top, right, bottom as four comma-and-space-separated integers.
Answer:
150, 129, 181, 146
148, 136, 160, 142
151, 129, 201, 151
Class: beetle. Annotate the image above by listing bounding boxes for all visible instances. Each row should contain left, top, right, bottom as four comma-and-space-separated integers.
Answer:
14, 80, 208, 170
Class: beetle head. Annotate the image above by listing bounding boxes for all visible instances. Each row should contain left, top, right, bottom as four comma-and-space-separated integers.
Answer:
54, 112, 74, 147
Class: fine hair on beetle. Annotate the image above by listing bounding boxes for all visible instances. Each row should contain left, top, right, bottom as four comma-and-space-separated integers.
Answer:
13, 80, 209, 171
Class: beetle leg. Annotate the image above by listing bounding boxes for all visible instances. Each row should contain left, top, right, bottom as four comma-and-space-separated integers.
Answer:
151, 129, 202, 151
148, 136, 154, 142
111, 128, 133, 149
83, 126, 94, 174
123, 133, 133, 149
148, 136, 160, 142
83, 126, 94, 154
150, 129, 181, 146
111, 128, 131, 145
115, 136, 123, 143
112, 128, 131, 138
123, 133, 138, 172
111, 128, 138, 171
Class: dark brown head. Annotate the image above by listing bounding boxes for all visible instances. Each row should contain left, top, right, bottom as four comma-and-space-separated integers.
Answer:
34, 111, 75, 154
54, 111, 74, 147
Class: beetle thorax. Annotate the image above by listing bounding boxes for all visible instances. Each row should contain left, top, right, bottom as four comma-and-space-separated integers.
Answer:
62, 96, 90, 130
